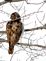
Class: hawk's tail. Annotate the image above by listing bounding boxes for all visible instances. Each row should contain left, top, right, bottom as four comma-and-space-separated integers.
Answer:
8, 42, 14, 54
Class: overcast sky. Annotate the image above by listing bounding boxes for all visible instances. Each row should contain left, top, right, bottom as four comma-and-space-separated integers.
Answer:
0, 0, 46, 61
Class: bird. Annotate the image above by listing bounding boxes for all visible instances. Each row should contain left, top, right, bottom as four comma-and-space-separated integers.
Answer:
6, 12, 23, 54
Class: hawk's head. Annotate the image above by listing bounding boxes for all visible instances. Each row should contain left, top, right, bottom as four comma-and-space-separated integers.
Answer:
10, 12, 21, 21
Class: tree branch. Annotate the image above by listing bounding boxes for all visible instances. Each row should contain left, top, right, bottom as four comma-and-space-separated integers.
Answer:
0, 1, 7, 6
5, 0, 24, 2
24, 24, 46, 31
17, 43, 46, 48
0, 0, 24, 6
0, 38, 46, 48
0, 24, 46, 49
0, 24, 46, 33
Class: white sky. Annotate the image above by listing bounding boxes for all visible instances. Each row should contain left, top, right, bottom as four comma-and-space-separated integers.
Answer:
0, 0, 46, 61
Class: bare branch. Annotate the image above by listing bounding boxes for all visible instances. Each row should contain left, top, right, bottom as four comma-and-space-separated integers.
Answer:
0, 38, 6, 42
0, 31, 6, 33
0, 0, 25, 6
24, 24, 46, 31
5, 0, 24, 2
0, 1, 7, 6
0, 24, 46, 33
0, 38, 46, 48
17, 43, 46, 48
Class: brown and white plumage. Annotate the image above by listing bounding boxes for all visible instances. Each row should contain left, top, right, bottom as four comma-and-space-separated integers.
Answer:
6, 12, 23, 54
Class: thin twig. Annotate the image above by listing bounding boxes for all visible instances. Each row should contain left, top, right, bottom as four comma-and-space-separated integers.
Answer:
17, 43, 46, 48
0, 31, 6, 33
0, 38, 6, 42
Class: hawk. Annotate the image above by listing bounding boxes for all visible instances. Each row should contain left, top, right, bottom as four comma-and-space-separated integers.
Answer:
6, 12, 23, 54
